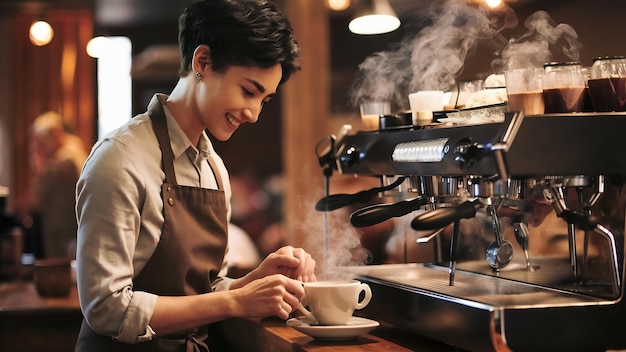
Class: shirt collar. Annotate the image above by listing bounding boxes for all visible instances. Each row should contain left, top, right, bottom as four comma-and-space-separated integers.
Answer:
152, 94, 216, 163
196, 131, 213, 159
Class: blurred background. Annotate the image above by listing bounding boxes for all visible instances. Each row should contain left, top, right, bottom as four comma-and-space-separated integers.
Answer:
1, 1, 626, 350
1, 0, 626, 276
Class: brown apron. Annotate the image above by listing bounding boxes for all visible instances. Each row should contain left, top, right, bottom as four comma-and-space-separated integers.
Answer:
76, 99, 230, 352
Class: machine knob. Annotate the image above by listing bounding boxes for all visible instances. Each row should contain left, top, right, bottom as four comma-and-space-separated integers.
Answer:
453, 138, 482, 169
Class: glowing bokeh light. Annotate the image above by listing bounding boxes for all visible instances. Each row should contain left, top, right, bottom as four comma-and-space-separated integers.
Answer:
29, 20, 54, 46
485, 0, 503, 8
327, 0, 350, 11
86, 36, 111, 58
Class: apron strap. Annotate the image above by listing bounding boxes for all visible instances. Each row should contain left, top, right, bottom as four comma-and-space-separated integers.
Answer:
149, 101, 178, 185
204, 155, 223, 190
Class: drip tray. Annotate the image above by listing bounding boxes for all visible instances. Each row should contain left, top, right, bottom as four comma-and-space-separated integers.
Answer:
354, 262, 602, 308
347, 263, 625, 352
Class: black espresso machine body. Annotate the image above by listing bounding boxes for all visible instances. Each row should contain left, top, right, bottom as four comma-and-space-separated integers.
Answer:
326, 112, 626, 351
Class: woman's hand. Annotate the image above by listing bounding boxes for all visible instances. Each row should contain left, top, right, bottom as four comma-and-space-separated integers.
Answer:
152, 273, 307, 334
258, 246, 317, 282
230, 274, 305, 320
232, 246, 316, 290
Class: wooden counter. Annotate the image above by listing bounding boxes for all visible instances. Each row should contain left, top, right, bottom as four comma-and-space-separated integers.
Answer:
0, 281, 460, 352
220, 316, 461, 352
0, 281, 82, 352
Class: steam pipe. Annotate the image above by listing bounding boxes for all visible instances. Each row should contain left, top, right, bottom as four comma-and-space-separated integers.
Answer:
448, 219, 461, 286
314, 125, 352, 276
593, 224, 621, 297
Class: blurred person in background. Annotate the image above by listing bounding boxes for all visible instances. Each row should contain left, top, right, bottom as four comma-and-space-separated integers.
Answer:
27, 111, 87, 259
226, 223, 261, 278
230, 172, 286, 257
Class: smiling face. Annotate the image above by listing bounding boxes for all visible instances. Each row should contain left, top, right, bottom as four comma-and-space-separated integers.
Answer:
195, 63, 282, 141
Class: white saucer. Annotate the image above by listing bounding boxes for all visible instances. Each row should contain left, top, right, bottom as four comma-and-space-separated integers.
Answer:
286, 316, 380, 341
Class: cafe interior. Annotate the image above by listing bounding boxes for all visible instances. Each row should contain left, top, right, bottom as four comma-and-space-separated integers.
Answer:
2, 0, 626, 351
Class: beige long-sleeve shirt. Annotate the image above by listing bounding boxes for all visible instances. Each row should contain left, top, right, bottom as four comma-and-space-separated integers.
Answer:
76, 94, 233, 343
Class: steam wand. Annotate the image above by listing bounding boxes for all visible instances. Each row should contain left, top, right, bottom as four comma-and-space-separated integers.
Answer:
315, 135, 335, 277
448, 219, 461, 286
578, 175, 604, 285
314, 125, 352, 276
512, 212, 532, 271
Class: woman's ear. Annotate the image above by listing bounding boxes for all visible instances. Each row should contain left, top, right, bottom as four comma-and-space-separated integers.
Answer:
192, 44, 212, 74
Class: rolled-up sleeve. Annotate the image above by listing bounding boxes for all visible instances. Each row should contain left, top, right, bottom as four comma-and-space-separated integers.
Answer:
76, 128, 162, 343
76, 103, 234, 343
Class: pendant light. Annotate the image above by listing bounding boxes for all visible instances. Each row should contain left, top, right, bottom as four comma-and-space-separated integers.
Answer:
29, 20, 54, 46
348, 0, 400, 35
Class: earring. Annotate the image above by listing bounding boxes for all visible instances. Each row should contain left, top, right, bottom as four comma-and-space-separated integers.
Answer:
195, 72, 203, 80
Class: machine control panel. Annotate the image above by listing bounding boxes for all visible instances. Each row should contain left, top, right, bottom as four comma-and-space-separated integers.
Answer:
391, 138, 449, 163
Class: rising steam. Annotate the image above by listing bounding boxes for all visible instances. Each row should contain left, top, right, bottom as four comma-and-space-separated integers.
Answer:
350, 0, 517, 110
494, 10, 582, 72
299, 195, 372, 280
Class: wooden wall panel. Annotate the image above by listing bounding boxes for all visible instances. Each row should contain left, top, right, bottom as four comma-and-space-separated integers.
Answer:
9, 10, 94, 215
282, 0, 332, 267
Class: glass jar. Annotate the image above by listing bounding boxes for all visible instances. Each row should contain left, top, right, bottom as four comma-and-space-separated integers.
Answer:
542, 61, 586, 113
588, 56, 626, 112
504, 67, 545, 115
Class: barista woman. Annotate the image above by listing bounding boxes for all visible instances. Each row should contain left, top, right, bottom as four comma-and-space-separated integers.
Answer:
74, 0, 315, 350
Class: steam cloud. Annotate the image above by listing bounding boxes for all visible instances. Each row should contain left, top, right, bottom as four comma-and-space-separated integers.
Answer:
494, 10, 582, 72
350, 0, 517, 110
299, 196, 371, 280
350, 2, 583, 111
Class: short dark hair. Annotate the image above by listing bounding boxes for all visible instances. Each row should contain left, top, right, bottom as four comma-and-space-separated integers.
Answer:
178, 0, 301, 85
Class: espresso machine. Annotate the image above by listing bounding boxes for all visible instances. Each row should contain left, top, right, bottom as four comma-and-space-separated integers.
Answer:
316, 110, 626, 351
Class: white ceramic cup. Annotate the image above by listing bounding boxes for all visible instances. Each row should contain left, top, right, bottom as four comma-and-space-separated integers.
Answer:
300, 279, 372, 325
408, 90, 445, 124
